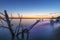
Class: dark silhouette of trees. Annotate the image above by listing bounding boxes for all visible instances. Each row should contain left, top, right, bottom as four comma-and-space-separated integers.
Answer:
0, 10, 40, 40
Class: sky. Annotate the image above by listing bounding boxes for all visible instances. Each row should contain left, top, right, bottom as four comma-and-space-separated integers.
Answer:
0, 0, 60, 16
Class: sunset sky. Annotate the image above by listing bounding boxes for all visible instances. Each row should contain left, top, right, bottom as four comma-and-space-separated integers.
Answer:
0, 0, 60, 16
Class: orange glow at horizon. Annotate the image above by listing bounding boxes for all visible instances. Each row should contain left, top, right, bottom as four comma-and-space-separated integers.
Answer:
8, 15, 59, 19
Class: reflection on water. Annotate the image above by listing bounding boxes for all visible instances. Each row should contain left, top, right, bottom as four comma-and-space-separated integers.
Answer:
11, 19, 36, 26
0, 19, 60, 40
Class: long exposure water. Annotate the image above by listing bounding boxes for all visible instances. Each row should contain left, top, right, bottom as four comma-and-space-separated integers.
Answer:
0, 19, 60, 40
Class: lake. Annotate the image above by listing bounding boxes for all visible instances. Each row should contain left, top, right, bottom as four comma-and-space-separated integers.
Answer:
0, 19, 60, 40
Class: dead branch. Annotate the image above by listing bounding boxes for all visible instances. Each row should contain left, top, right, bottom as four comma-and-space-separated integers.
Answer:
15, 14, 22, 35
10, 13, 13, 22
0, 16, 6, 21
0, 12, 5, 16
17, 19, 40, 36
4, 10, 15, 39
27, 19, 40, 31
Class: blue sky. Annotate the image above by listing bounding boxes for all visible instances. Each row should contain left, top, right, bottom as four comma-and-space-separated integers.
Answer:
0, 0, 60, 15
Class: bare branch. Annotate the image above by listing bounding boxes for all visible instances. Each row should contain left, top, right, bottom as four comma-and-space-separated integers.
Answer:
10, 13, 13, 21
4, 10, 15, 34
17, 15, 22, 32
16, 32, 22, 36
0, 16, 6, 21
9, 13, 14, 27
0, 12, 5, 16
15, 14, 22, 34
0, 19, 3, 24
27, 19, 40, 31
17, 19, 40, 36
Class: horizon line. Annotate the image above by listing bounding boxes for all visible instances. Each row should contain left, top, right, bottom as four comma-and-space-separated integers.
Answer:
0, 15, 59, 19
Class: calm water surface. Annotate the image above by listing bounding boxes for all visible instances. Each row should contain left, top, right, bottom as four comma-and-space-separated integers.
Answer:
0, 19, 59, 40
